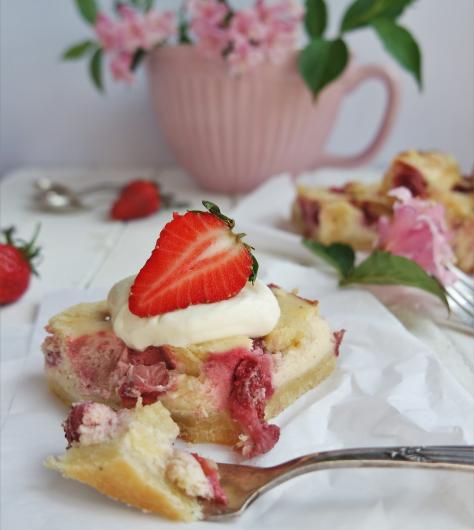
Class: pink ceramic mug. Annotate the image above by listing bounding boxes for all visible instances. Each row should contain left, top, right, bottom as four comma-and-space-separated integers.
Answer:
147, 46, 399, 193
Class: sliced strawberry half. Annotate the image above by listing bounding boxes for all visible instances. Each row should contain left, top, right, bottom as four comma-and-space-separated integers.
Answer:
129, 201, 258, 317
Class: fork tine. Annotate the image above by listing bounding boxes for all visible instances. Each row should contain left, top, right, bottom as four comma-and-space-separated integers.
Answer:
433, 315, 474, 335
449, 283, 474, 312
446, 289, 474, 326
449, 264, 474, 290
446, 286, 474, 317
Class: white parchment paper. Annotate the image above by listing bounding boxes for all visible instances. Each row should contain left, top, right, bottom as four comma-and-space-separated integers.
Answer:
1, 258, 473, 530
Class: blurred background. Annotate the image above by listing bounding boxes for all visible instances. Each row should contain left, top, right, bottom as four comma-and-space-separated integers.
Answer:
1, 0, 473, 176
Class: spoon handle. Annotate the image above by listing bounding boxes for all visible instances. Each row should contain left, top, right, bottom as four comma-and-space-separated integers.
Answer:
77, 183, 121, 196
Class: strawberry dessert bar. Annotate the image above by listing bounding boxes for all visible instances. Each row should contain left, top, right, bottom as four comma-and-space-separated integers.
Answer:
293, 150, 474, 274
43, 202, 343, 458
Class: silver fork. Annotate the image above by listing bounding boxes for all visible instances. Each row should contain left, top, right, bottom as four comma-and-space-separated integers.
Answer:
203, 445, 474, 520
443, 265, 474, 333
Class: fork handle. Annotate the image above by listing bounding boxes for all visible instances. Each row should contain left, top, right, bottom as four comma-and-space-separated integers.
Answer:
271, 446, 474, 483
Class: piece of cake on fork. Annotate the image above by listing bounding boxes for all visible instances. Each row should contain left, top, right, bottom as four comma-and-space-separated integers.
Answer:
45, 401, 227, 522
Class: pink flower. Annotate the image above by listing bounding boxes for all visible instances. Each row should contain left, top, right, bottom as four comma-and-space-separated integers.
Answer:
94, 6, 177, 86
257, 0, 302, 63
110, 51, 134, 84
145, 11, 177, 45
117, 4, 149, 52
377, 187, 456, 285
188, 0, 302, 73
95, 12, 123, 52
188, 0, 229, 26
227, 35, 265, 75
258, 0, 304, 20
189, 0, 230, 58
229, 8, 268, 43
264, 28, 297, 63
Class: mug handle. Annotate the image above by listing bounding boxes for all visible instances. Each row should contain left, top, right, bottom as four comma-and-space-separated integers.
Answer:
317, 64, 400, 168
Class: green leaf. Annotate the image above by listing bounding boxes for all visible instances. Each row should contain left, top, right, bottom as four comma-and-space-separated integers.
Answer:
304, 0, 327, 38
340, 0, 416, 32
75, 0, 98, 24
342, 250, 448, 307
62, 40, 97, 60
303, 240, 355, 279
298, 38, 349, 98
178, 17, 192, 44
129, 0, 154, 12
89, 49, 104, 92
382, 0, 417, 19
131, 49, 146, 71
176, 3, 192, 44
178, 21, 192, 44
372, 18, 422, 88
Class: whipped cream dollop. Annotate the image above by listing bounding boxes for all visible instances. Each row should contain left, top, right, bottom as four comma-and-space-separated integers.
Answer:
107, 276, 281, 350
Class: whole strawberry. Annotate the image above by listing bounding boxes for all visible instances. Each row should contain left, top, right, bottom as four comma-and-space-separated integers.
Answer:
110, 179, 160, 221
0, 226, 41, 305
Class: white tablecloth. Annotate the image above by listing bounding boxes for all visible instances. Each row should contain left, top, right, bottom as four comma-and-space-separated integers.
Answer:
0, 167, 473, 530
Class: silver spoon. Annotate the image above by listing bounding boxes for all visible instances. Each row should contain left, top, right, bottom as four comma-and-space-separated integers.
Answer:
33, 178, 188, 213
34, 178, 120, 212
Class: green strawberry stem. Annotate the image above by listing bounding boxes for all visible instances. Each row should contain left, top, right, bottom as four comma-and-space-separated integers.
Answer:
2, 224, 42, 276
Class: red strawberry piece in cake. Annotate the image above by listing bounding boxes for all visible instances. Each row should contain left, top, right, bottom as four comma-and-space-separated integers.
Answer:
115, 347, 176, 408
63, 402, 90, 447
62, 402, 129, 448
452, 176, 474, 193
359, 201, 382, 225
204, 347, 279, 457
391, 162, 428, 197
192, 454, 228, 505
329, 185, 348, 194
296, 196, 321, 236
229, 356, 279, 458
43, 317, 175, 407
118, 362, 171, 408
127, 345, 176, 369
68, 332, 127, 398
110, 179, 160, 221
333, 330, 346, 357
129, 202, 256, 317
43, 335, 62, 367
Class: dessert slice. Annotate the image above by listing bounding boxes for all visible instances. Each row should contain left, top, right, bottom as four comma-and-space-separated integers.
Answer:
42, 201, 343, 457
381, 150, 462, 197
292, 150, 474, 274
43, 284, 341, 457
292, 181, 392, 251
45, 401, 226, 522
